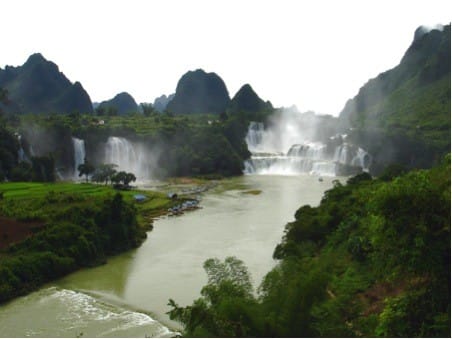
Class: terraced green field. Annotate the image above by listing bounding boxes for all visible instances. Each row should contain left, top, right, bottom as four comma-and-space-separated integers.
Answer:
0, 182, 174, 227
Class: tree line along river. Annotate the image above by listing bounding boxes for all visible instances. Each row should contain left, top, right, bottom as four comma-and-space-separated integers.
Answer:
0, 174, 337, 337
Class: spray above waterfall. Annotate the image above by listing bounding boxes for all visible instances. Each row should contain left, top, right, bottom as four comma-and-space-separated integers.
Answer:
15, 133, 26, 162
104, 136, 158, 181
246, 111, 323, 154
72, 137, 86, 179
244, 110, 372, 176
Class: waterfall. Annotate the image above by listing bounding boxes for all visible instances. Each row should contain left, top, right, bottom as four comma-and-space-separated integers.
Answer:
333, 144, 349, 164
287, 143, 327, 160
310, 162, 337, 177
244, 121, 335, 176
104, 137, 150, 180
351, 148, 372, 171
244, 121, 372, 176
245, 122, 264, 152
16, 134, 26, 162
72, 137, 86, 179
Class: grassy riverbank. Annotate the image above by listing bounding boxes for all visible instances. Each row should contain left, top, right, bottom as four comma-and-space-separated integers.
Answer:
0, 182, 178, 303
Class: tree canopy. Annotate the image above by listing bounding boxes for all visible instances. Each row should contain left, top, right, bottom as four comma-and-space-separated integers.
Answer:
168, 156, 451, 337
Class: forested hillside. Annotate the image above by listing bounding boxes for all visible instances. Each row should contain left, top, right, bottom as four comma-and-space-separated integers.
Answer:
0, 183, 177, 303
0, 53, 93, 114
166, 69, 231, 115
8, 112, 252, 179
339, 25, 450, 174
96, 92, 139, 116
169, 156, 451, 337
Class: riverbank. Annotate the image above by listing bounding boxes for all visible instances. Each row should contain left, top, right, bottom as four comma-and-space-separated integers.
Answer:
0, 177, 223, 305
0, 174, 340, 337
0, 181, 191, 304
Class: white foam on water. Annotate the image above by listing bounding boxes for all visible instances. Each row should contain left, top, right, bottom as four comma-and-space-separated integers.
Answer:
0, 287, 177, 338
244, 121, 372, 176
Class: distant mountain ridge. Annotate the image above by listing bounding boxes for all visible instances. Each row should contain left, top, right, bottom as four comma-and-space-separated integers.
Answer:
0, 53, 93, 114
97, 92, 138, 115
0, 53, 272, 117
166, 69, 230, 114
229, 84, 272, 114
153, 94, 175, 112
165, 69, 273, 115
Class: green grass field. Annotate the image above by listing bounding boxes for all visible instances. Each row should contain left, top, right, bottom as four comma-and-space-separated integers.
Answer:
0, 182, 113, 199
0, 182, 175, 228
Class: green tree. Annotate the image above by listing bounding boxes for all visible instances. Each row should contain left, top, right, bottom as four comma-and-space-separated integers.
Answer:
0, 126, 19, 179
31, 155, 56, 182
140, 103, 156, 117
10, 162, 33, 181
91, 163, 117, 185
77, 158, 95, 182
168, 257, 262, 337
111, 171, 136, 187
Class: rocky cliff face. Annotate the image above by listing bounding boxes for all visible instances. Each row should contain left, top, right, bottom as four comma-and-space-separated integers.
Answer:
0, 53, 93, 114
166, 69, 230, 114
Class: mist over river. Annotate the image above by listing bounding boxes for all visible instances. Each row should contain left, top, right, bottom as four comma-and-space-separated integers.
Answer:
0, 174, 339, 337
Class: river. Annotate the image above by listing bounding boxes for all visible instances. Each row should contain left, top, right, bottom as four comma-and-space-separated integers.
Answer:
0, 174, 337, 337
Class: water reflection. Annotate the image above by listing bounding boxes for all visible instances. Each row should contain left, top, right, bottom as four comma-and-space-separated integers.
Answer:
57, 250, 138, 298
0, 174, 337, 337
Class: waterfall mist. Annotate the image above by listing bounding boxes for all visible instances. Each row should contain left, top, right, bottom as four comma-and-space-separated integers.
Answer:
244, 109, 372, 176
15, 133, 26, 162
104, 136, 159, 181
72, 137, 86, 180
19, 123, 75, 179
246, 110, 324, 154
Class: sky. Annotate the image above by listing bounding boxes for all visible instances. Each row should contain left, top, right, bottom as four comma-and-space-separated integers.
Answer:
1, 0, 451, 115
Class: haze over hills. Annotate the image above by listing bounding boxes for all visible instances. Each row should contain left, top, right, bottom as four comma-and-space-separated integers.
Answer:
0, 23, 449, 175
0, 53, 93, 114
339, 24, 450, 125
153, 94, 175, 112
339, 24, 451, 172
0, 16, 450, 338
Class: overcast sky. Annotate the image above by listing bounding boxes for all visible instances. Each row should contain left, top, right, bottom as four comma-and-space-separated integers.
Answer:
1, 0, 450, 115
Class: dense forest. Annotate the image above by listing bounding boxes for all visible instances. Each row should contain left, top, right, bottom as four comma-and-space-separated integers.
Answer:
0, 110, 268, 180
0, 182, 178, 303
168, 156, 451, 337
0, 23, 450, 337
0, 189, 139, 302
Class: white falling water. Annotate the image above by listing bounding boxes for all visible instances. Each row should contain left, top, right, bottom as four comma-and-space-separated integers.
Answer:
333, 144, 349, 164
351, 147, 372, 171
245, 122, 264, 152
244, 122, 371, 176
72, 137, 86, 179
104, 137, 151, 180
287, 142, 327, 160
16, 134, 26, 162
310, 162, 337, 176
